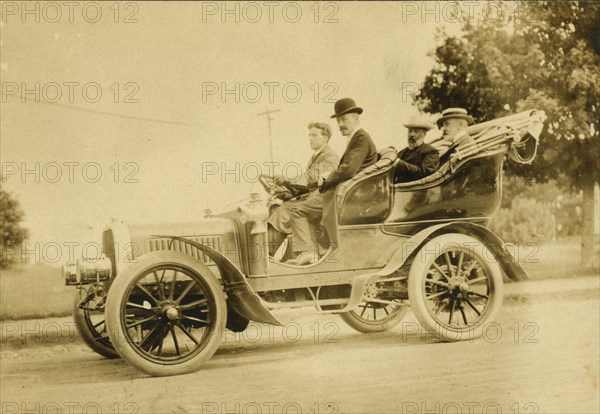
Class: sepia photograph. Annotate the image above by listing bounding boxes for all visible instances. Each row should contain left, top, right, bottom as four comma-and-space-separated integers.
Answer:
1, 1, 599, 413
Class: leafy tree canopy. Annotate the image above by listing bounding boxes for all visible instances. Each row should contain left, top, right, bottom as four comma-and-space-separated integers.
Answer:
414, 1, 600, 188
0, 184, 29, 269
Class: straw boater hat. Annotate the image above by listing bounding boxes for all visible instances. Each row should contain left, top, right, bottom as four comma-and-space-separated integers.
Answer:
436, 108, 475, 128
403, 115, 435, 131
330, 98, 364, 119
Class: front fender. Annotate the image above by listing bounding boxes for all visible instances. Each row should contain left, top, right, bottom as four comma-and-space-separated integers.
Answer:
158, 236, 282, 326
379, 222, 529, 281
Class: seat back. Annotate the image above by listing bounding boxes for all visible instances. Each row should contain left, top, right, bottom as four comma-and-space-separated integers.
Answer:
335, 147, 398, 225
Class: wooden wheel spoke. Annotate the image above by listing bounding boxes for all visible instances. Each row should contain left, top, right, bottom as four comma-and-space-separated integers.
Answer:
456, 251, 465, 277
448, 298, 456, 325
180, 298, 208, 310
139, 324, 160, 348
153, 271, 167, 300
468, 291, 489, 299
126, 315, 158, 329
426, 290, 448, 300
176, 322, 200, 345
426, 279, 449, 288
467, 276, 488, 285
432, 262, 451, 281
434, 299, 448, 316
182, 314, 209, 324
444, 252, 455, 278
126, 302, 156, 313
169, 271, 178, 300
360, 303, 368, 317
170, 325, 181, 356
135, 283, 159, 304
175, 280, 197, 305
459, 306, 468, 325
157, 329, 164, 356
464, 297, 482, 316
462, 260, 478, 277
92, 320, 105, 329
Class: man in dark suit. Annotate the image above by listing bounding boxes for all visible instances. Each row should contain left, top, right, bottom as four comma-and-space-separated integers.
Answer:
394, 116, 439, 183
285, 98, 377, 265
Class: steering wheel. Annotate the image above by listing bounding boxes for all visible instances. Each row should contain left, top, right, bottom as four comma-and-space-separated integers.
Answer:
259, 174, 298, 198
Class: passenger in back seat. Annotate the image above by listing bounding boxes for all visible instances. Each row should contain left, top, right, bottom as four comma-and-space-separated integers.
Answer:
394, 116, 439, 183
431, 108, 475, 164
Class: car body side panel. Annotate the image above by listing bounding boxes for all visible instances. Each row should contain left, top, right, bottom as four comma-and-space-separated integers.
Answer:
388, 153, 504, 223
380, 221, 529, 281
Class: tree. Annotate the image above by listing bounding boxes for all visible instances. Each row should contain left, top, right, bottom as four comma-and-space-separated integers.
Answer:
414, 1, 600, 268
0, 184, 29, 269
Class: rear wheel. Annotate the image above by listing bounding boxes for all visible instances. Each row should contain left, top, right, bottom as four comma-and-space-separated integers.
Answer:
408, 233, 503, 341
105, 251, 226, 376
340, 300, 408, 333
73, 284, 118, 359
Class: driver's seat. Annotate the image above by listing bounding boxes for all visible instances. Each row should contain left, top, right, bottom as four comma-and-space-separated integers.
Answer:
334, 147, 398, 225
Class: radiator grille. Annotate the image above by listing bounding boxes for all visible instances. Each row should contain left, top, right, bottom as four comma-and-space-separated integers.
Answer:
147, 236, 222, 265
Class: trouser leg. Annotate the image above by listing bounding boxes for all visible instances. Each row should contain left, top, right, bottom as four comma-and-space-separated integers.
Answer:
287, 191, 324, 253
267, 223, 287, 256
320, 188, 339, 250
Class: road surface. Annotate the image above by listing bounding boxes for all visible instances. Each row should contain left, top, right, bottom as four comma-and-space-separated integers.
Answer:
1, 293, 598, 414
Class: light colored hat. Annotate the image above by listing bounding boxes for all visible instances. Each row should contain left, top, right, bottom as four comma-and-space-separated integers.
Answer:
436, 108, 475, 127
403, 115, 435, 131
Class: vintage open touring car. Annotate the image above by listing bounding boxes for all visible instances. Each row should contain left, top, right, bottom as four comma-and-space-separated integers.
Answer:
64, 109, 546, 376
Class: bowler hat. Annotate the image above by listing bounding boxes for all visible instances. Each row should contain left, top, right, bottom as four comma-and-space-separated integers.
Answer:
330, 98, 363, 119
404, 115, 435, 131
436, 108, 475, 128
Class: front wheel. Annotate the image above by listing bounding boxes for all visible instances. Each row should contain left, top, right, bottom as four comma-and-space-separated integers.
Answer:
105, 251, 226, 376
72, 284, 119, 359
408, 233, 503, 341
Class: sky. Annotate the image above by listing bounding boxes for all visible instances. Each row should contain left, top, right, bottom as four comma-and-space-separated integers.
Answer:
0, 1, 483, 265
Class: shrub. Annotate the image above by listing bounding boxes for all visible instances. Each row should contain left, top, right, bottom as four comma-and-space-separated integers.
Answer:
490, 197, 556, 244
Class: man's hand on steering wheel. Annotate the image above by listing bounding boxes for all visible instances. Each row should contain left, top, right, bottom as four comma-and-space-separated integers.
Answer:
259, 174, 298, 198
273, 175, 289, 186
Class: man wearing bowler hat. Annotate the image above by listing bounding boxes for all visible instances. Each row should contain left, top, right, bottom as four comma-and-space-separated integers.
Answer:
432, 107, 476, 164
285, 98, 377, 265
394, 115, 439, 183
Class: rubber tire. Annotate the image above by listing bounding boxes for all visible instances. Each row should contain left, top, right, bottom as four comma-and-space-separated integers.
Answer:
73, 289, 119, 359
408, 233, 503, 341
105, 251, 226, 376
340, 303, 408, 333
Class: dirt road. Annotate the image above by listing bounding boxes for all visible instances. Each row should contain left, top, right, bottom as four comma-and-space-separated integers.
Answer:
1, 294, 598, 414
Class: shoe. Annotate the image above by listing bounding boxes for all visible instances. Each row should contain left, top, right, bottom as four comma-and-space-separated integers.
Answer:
285, 251, 315, 266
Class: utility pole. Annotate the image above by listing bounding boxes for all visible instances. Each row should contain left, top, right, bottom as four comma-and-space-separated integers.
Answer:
257, 108, 281, 165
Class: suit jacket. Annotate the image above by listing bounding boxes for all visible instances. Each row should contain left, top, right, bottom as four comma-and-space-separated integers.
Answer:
320, 129, 377, 192
394, 143, 439, 183
299, 145, 340, 190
